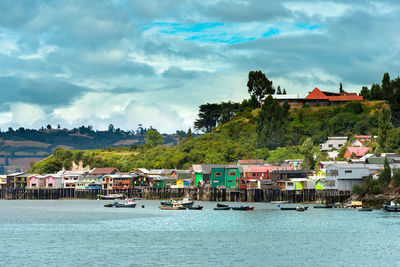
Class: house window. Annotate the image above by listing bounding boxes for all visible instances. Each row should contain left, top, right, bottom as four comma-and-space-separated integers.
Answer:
338, 144, 343, 147
229, 172, 236, 176
227, 180, 233, 183
327, 170, 339, 176
215, 172, 222, 177
252, 173, 257, 177
241, 180, 246, 185
287, 182, 293, 186
345, 170, 352, 174
328, 144, 333, 148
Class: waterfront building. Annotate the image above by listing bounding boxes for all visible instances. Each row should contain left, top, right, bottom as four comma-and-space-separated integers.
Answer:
44, 175, 63, 189
90, 168, 118, 176
112, 174, 135, 190
28, 175, 46, 189
75, 175, 102, 190
240, 165, 293, 189
57, 170, 89, 189
0, 175, 6, 189
154, 177, 179, 188
14, 174, 32, 189
319, 137, 347, 151
210, 165, 242, 189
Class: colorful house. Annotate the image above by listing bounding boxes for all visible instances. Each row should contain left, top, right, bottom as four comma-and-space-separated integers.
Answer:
75, 175, 102, 190
210, 165, 241, 189
154, 177, 178, 188
343, 147, 371, 159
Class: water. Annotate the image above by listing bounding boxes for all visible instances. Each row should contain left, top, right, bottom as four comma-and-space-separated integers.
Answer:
1, 200, 400, 267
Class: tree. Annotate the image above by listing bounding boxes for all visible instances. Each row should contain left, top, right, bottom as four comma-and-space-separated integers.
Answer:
145, 129, 164, 148
339, 82, 344, 93
57, 124, 61, 129
194, 103, 221, 133
360, 86, 370, 100
179, 131, 183, 143
187, 128, 192, 138
301, 137, 315, 169
46, 124, 52, 130
108, 124, 115, 133
247, 70, 274, 107
392, 170, 400, 187
370, 83, 383, 100
382, 72, 392, 100
283, 89, 287, 95
378, 159, 391, 187
277, 86, 282, 94
256, 95, 289, 149
378, 108, 392, 150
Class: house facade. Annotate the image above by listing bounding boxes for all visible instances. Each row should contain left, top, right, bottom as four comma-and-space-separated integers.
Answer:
210, 165, 242, 189
319, 137, 347, 151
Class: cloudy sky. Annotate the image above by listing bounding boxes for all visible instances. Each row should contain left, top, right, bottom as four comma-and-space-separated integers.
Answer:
1, 0, 399, 133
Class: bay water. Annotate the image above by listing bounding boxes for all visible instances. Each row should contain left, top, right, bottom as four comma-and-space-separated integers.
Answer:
1, 200, 400, 266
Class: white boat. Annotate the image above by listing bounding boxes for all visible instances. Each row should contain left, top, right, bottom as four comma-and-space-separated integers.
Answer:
98, 194, 125, 200
112, 198, 137, 208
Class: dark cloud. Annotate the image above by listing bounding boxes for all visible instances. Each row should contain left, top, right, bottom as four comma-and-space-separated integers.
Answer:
0, 76, 91, 107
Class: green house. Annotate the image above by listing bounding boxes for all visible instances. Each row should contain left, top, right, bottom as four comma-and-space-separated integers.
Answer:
154, 178, 177, 188
211, 165, 241, 189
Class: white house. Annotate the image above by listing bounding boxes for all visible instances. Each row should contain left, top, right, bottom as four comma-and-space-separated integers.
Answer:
325, 164, 383, 191
319, 137, 347, 151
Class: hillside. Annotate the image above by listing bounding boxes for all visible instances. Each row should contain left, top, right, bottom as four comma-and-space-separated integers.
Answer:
29, 101, 386, 174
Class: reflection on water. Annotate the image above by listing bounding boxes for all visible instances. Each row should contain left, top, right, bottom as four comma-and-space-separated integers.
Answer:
1, 200, 400, 266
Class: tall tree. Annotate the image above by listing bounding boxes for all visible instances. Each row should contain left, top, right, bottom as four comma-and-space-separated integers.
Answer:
145, 129, 164, 148
370, 83, 383, 100
378, 108, 393, 150
247, 70, 274, 107
187, 128, 192, 138
339, 82, 344, 93
378, 159, 391, 187
301, 137, 315, 170
108, 124, 115, 133
194, 103, 220, 133
277, 86, 282, 94
283, 89, 287, 95
256, 95, 289, 149
360, 86, 370, 100
382, 72, 392, 100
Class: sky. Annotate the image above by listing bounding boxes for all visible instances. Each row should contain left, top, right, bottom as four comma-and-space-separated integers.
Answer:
0, 0, 399, 133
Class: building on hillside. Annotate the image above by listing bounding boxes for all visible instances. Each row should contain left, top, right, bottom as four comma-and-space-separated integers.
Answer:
343, 147, 371, 159
318, 161, 349, 169
324, 164, 383, 191
282, 160, 303, 170
237, 159, 265, 166
319, 137, 347, 151
274, 94, 305, 107
305, 87, 363, 106
328, 151, 339, 160
90, 168, 118, 176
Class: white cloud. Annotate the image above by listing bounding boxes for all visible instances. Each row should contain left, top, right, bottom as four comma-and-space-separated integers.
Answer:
10, 103, 45, 126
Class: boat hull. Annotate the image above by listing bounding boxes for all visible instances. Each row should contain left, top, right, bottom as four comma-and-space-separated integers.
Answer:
187, 206, 203, 210
214, 207, 230, 210
313, 206, 333, 209
113, 203, 136, 208
232, 206, 255, 211
159, 206, 186, 210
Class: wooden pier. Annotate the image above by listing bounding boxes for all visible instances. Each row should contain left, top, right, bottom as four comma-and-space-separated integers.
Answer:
0, 188, 351, 203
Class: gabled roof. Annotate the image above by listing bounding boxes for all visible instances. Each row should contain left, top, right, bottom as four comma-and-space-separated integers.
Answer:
90, 168, 118, 175
305, 87, 363, 101
345, 147, 371, 157
238, 159, 265, 165
305, 88, 330, 100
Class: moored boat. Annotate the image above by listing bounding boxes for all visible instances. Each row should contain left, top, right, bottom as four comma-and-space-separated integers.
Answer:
359, 208, 372, 212
216, 203, 229, 208
187, 205, 203, 210
313, 205, 333, 209
280, 207, 297, 210
296, 206, 307, 212
112, 198, 137, 208
104, 203, 113, 207
160, 198, 194, 207
159, 205, 186, 210
214, 207, 231, 210
98, 193, 125, 200
231, 206, 255, 211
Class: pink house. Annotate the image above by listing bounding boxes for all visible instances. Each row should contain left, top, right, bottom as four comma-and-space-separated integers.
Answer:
28, 176, 45, 188
344, 147, 371, 159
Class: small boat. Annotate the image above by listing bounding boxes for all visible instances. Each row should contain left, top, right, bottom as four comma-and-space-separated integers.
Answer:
271, 201, 289, 204
383, 201, 400, 211
112, 199, 137, 208
296, 206, 307, 212
280, 207, 297, 210
98, 194, 125, 200
104, 203, 113, 208
216, 203, 229, 208
159, 205, 186, 210
187, 205, 203, 210
214, 207, 231, 210
231, 206, 255, 211
359, 208, 372, 212
160, 198, 194, 207
314, 205, 333, 209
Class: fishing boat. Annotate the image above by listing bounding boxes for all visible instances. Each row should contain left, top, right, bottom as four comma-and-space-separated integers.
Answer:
187, 205, 203, 210
159, 203, 186, 210
216, 203, 229, 208
160, 197, 194, 207
280, 207, 297, 210
231, 206, 255, 211
383, 201, 400, 211
271, 201, 289, 204
98, 193, 125, 200
214, 207, 231, 210
112, 198, 137, 208
104, 203, 113, 207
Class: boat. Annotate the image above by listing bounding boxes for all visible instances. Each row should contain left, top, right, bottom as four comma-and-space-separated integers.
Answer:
160, 197, 194, 207
313, 205, 333, 209
359, 208, 372, 212
383, 201, 400, 212
214, 207, 231, 210
98, 194, 125, 200
187, 205, 203, 210
231, 206, 255, 211
271, 201, 289, 204
104, 203, 113, 207
216, 203, 229, 208
280, 207, 297, 210
296, 206, 307, 212
159, 205, 186, 210
112, 198, 137, 208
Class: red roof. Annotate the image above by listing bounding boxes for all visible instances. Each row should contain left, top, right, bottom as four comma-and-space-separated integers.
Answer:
305, 88, 329, 100
90, 168, 118, 175
305, 87, 363, 101
345, 147, 371, 157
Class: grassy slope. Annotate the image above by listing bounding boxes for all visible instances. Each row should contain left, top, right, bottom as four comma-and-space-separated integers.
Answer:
30, 101, 385, 174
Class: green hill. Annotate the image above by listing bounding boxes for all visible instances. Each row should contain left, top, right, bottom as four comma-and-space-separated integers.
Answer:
29, 100, 387, 174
